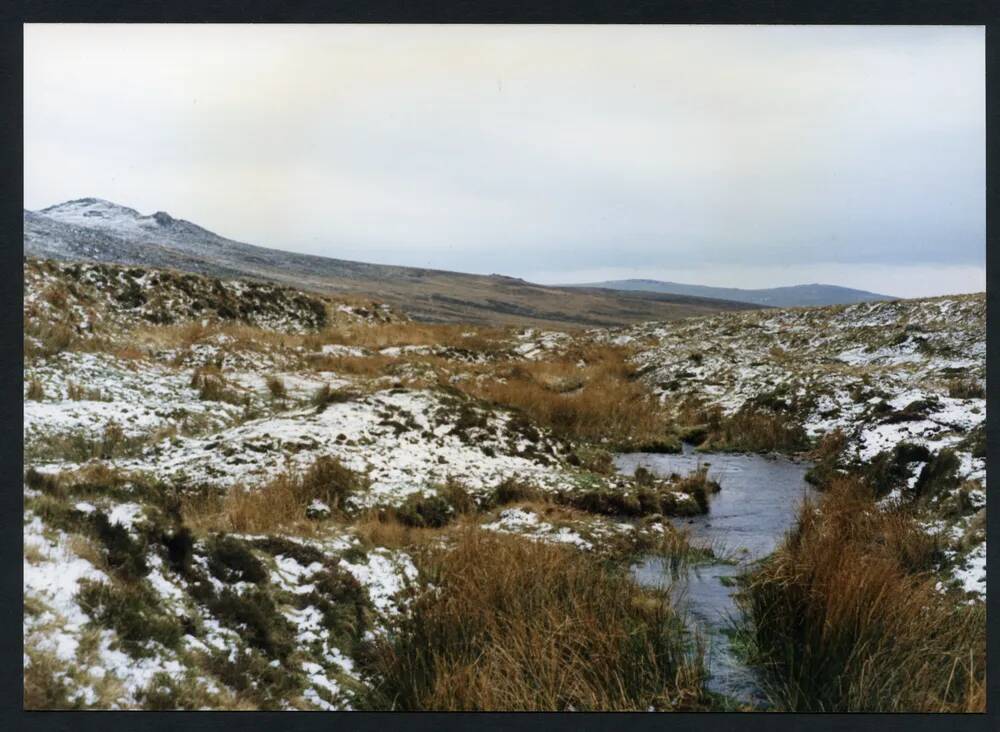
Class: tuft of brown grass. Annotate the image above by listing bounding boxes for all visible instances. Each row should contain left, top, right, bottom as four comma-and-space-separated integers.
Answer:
353, 510, 456, 551
702, 407, 808, 454
190, 365, 243, 405
24, 645, 77, 709
114, 345, 145, 361
804, 428, 847, 487
303, 353, 395, 378
41, 283, 69, 309
740, 477, 985, 712
66, 381, 108, 401
312, 383, 360, 411
365, 529, 706, 711
322, 321, 510, 353
183, 455, 366, 534
265, 375, 287, 400
24, 320, 75, 359
461, 343, 672, 448
26, 378, 45, 401
946, 378, 985, 400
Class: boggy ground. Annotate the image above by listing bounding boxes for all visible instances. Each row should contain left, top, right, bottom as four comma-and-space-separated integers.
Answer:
23, 257, 986, 711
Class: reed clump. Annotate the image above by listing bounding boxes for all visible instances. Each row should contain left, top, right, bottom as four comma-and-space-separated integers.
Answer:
740, 477, 985, 712
365, 529, 706, 711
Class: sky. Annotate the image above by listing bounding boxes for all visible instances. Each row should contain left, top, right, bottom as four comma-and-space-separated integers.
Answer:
24, 24, 985, 297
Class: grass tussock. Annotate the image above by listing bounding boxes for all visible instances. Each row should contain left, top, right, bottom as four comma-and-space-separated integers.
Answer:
312, 383, 360, 412
462, 344, 672, 449
24, 645, 78, 709
190, 365, 244, 405
946, 378, 985, 400
365, 529, 705, 711
740, 477, 984, 712
265, 375, 286, 400
702, 407, 808, 454
26, 378, 45, 400
804, 429, 847, 488
66, 380, 109, 401
353, 511, 456, 551
183, 455, 366, 534
24, 319, 76, 359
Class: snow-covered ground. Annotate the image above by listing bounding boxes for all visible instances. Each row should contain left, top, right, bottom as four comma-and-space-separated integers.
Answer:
612, 294, 986, 598
23, 258, 986, 708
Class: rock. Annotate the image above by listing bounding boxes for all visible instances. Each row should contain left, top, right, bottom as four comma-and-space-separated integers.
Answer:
306, 499, 331, 520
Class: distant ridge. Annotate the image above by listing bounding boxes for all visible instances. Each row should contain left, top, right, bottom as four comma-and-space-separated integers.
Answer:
566, 279, 897, 308
23, 198, 760, 328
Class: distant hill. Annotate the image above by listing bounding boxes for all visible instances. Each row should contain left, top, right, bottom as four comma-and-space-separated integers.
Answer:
568, 279, 897, 308
23, 198, 760, 328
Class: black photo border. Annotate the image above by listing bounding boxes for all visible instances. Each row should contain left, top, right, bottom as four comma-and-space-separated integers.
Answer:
0, 2, 995, 730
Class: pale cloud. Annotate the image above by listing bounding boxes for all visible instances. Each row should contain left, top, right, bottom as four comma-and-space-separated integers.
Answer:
24, 24, 984, 294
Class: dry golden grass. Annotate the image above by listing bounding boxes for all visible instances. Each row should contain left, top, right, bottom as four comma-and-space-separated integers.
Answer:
41, 283, 69, 309
23, 541, 46, 565
265, 374, 287, 400
182, 455, 365, 535
66, 381, 107, 401
67, 535, 106, 571
946, 377, 985, 400
189, 364, 244, 405
321, 321, 510, 352
741, 477, 985, 712
132, 321, 293, 352
24, 628, 130, 710
365, 528, 706, 711
352, 511, 457, 550
24, 645, 77, 709
461, 343, 672, 448
24, 319, 76, 359
25, 378, 44, 401
702, 407, 808, 453
303, 353, 396, 378
113, 345, 145, 361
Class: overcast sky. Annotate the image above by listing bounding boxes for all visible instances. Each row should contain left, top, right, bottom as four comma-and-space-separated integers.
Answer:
25, 24, 984, 297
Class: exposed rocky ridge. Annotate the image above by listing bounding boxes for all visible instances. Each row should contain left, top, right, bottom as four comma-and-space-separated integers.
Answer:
25, 257, 400, 342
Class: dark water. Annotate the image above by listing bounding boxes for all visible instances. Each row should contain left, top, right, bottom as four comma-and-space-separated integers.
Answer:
615, 445, 814, 706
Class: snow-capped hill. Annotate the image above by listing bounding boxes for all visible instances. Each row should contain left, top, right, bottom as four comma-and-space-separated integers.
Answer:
40, 197, 142, 226
25, 199, 760, 328
40, 197, 211, 241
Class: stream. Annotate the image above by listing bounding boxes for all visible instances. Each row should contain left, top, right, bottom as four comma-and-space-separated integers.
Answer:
615, 445, 815, 707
